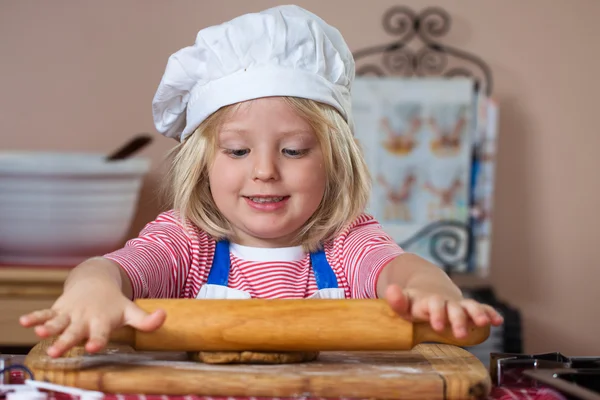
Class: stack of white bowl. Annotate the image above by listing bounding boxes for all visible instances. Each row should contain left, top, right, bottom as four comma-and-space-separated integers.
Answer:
0, 151, 150, 266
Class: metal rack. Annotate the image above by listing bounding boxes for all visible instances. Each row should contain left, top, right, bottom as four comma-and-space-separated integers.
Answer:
351, 7, 523, 358
351, 5, 493, 276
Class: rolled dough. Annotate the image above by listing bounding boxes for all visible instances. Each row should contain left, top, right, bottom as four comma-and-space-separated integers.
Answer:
188, 351, 320, 364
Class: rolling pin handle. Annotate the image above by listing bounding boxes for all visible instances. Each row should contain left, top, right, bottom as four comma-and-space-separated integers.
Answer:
413, 321, 490, 347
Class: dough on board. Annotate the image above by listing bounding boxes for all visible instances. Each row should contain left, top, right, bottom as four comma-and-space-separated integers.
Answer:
188, 351, 320, 364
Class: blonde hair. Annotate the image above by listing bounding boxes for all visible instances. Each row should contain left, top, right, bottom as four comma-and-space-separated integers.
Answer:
163, 97, 371, 252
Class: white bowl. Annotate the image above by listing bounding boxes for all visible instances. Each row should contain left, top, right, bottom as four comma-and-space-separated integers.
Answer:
0, 151, 151, 266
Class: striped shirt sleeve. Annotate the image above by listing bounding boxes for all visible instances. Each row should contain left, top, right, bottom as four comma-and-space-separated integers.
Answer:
103, 210, 193, 299
334, 214, 404, 299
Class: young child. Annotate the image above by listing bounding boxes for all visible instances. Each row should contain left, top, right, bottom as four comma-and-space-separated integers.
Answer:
20, 5, 503, 358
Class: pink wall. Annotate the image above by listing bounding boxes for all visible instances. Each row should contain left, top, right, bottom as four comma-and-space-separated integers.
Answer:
2, 0, 599, 355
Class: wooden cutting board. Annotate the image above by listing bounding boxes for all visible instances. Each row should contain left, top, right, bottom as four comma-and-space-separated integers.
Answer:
25, 338, 491, 400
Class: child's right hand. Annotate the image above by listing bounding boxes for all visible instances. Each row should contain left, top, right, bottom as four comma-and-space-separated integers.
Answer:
19, 279, 166, 358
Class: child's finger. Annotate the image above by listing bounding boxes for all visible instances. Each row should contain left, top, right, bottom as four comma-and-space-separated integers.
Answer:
124, 303, 167, 332
47, 321, 87, 358
410, 296, 432, 321
19, 309, 57, 327
483, 305, 504, 325
384, 284, 412, 320
34, 313, 70, 338
446, 302, 468, 338
459, 300, 490, 326
427, 296, 447, 332
85, 318, 111, 353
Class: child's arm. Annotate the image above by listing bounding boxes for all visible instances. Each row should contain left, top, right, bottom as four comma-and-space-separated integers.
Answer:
376, 253, 503, 338
18, 210, 193, 357
19, 257, 166, 358
377, 253, 462, 300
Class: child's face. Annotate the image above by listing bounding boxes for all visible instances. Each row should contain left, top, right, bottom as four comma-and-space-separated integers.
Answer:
208, 97, 326, 247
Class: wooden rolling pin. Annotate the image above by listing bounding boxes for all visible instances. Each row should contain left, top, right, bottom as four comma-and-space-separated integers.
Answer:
107, 298, 490, 351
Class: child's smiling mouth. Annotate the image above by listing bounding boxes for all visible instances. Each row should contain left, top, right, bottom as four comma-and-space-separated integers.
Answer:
245, 196, 286, 203
243, 195, 290, 210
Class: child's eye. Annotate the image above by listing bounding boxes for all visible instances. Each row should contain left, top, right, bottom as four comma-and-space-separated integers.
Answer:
223, 149, 249, 158
282, 149, 308, 157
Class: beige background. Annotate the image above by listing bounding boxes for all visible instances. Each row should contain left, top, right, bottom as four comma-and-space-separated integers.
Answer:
1, 0, 598, 355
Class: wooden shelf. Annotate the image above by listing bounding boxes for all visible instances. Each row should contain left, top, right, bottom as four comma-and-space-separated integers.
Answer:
0, 266, 70, 346
0, 266, 71, 283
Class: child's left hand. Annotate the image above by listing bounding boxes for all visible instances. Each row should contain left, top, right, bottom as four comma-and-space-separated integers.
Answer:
384, 284, 504, 339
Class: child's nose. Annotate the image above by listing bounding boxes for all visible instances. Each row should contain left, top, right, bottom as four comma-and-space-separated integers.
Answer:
252, 154, 280, 181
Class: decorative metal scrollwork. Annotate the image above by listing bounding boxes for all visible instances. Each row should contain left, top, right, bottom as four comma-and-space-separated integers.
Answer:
398, 220, 471, 274
352, 6, 493, 95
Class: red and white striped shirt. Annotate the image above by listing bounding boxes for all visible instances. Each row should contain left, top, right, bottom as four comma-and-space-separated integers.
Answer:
104, 210, 404, 300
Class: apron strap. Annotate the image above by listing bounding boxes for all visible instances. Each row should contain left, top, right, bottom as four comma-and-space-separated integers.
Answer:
207, 240, 339, 290
310, 249, 339, 290
206, 240, 231, 286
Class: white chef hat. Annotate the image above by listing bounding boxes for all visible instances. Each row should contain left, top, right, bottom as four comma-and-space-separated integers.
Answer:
151, 5, 355, 142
